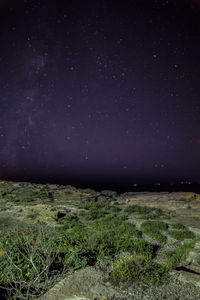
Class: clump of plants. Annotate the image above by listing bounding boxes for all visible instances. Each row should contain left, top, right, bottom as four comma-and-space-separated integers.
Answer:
80, 200, 121, 220
0, 212, 156, 299
85, 216, 153, 258
140, 221, 168, 243
0, 225, 68, 299
167, 229, 195, 241
166, 241, 196, 270
124, 205, 155, 215
124, 205, 170, 220
140, 210, 170, 220
58, 213, 80, 228
1, 189, 52, 203
110, 254, 167, 286
171, 223, 186, 230
141, 221, 168, 231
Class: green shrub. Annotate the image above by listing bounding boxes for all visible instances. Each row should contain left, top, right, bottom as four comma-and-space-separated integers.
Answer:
80, 200, 110, 211
80, 200, 120, 220
64, 247, 91, 270
84, 208, 108, 220
110, 254, 167, 286
109, 206, 121, 213
0, 225, 69, 298
58, 213, 81, 229
104, 212, 127, 221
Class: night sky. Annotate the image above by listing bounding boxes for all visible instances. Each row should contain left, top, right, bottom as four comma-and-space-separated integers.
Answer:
0, 0, 200, 189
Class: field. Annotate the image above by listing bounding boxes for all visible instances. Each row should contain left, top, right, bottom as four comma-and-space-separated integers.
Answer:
0, 181, 200, 299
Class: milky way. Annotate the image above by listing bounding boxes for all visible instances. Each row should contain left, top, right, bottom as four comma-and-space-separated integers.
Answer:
0, 0, 200, 189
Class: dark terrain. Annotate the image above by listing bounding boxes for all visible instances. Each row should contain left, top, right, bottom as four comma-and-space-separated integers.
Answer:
0, 180, 200, 299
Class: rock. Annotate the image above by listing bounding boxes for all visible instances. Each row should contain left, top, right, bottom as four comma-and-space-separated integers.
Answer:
178, 270, 200, 287
183, 241, 200, 273
100, 190, 117, 198
96, 195, 108, 202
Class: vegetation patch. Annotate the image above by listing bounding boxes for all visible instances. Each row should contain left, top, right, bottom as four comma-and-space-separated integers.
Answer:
110, 254, 168, 286
80, 200, 122, 221
171, 223, 186, 230
166, 241, 196, 270
124, 205, 170, 220
0, 212, 156, 298
140, 221, 168, 243
0, 185, 198, 299
124, 205, 156, 215
141, 221, 168, 231
142, 228, 167, 243
0, 190, 52, 203
58, 213, 80, 228
168, 229, 195, 241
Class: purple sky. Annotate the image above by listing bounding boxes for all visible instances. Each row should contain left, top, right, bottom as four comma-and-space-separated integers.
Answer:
0, 0, 200, 188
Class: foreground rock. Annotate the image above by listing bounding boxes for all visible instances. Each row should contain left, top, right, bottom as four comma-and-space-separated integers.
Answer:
39, 265, 200, 300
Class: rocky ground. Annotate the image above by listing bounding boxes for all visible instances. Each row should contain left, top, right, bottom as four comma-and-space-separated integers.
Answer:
0, 180, 200, 299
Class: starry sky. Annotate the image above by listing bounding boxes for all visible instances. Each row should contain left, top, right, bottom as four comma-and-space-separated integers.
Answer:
0, 0, 200, 189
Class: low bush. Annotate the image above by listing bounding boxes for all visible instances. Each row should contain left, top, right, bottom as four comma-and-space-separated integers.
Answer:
0, 225, 68, 299
110, 254, 167, 286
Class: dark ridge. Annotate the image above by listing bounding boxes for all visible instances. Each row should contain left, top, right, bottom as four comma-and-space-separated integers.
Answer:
0, 175, 200, 194
175, 266, 200, 275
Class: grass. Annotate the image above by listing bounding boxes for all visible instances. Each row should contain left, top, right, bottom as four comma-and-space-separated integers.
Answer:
171, 223, 186, 230
166, 241, 196, 270
58, 213, 80, 228
142, 228, 167, 243
168, 229, 195, 241
141, 221, 168, 231
0, 190, 52, 203
124, 205, 170, 220
124, 205, 157, 214
79, 200, 121, 220
140, 221, 168, 243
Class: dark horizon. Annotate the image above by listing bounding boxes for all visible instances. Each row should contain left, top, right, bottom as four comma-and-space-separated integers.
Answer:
1, 174, 200, 194
0, 0, 200, 186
